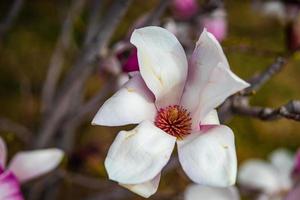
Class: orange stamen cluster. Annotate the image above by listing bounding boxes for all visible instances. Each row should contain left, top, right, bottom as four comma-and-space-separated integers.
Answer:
155, 105, 192, 139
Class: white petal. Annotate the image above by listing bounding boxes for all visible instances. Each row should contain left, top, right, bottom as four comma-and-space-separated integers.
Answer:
184, 185, 240, 200
177, 125, 237, 187
0, 171, 24, 200
120, 173, 161, 198
8, 149, 64, 183
269, 148, 294, 190
0, 137, 7, 168
181, 29, 249, 128
238, 159, 281, 193
92, 74, 157, 126
105, 121, 176, 184
130, 26, 188, 108
201, 109, 220, 125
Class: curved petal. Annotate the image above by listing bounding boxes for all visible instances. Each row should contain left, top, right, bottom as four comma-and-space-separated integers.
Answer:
177, 125, 237, 187
184, 185, 240, 200
130, 26, 188, 108
120, 173, 161, 198
92, 74, 157, 126
0, 137, 7, 168
105, 121, 176, 184
181, 29, 249, 128
269, 149, 294, 190
0, 171, 24, 200
8, 149, 64, 183
238, 160, 281, 193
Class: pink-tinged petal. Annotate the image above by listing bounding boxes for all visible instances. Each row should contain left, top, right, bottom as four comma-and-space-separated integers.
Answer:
8, 149, 63, 183
120, 173, 161, 198
285, 184, 300, 200
238, 160, 281, 193
105, 121, 176, 184
0, 137, 7, 168
177, 125, 237, 187
293, 149, 300, 175
0, 171, 24, 200
92, 74, 157, 126
184, 185, 240, 200
181, 29, 249, 129
130, 26, 188, 109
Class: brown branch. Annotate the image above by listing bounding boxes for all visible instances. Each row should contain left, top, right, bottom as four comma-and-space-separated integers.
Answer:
84, 0, 105, 45
232, 99, 300, 121
242, 56, 288, 95
0, 0, 24, 40
0, 117, 31, 143
35, 0, 132, 148
41, 0, 86, 114
219, 55, 291, 122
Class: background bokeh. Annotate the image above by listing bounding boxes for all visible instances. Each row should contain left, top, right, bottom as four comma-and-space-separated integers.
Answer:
0, 0, 300, 199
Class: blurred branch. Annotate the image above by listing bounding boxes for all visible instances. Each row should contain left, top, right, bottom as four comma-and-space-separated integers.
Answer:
143, 0, 172, 26
242, 56, 288, 95
0, 0, 24, 40
41, 0, 86, 114
0, 117, 31, 143
232, 99, 300, 121
60, 78, 114, 153
35, 0, 132, 148
84, 0, 104, 45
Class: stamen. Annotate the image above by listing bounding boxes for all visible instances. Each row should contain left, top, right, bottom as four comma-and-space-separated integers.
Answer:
155, 105, 192, 139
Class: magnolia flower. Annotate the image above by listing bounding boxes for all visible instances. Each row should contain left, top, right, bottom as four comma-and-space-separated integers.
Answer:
184, 184, 240, 200
0, 137, 64, 200
92, 26, 249, 198
200, 8, 228, 42
171, 0, 199, 20
238, 149, 295, 200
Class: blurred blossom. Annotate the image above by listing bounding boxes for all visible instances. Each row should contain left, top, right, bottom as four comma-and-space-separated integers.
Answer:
171, 0, 199, 20
0, 137, 64, 200
184, 184, 240, 200
259, 0, 286, 20
164, 19, 193, 48
121, 48, 139, 72
238, 149, 294, 199
287, 14, 300, 51
200, 8, 228, 42
92, 26, 249, 197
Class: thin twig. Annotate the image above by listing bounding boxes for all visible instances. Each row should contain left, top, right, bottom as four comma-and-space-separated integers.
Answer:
0, 0, 24, 40
41, 0, 86, 114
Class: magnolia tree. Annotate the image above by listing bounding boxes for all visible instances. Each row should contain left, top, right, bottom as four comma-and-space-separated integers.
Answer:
0, 0, 300, 200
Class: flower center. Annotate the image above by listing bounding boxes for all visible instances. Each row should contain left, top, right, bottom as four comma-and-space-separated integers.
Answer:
155, 105, 192, 139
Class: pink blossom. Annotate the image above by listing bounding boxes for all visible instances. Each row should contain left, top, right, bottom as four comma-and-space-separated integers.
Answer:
172, 0, 199, 20
200, 9, 228, 42
92, 26, 249, 198
0, 137, 64, 199
121, 48, 139, 72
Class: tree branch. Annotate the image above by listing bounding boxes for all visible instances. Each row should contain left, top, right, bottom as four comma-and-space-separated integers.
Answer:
41, 0, 86, 114
35, 0, 132, 148
0, 0, 24, 40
